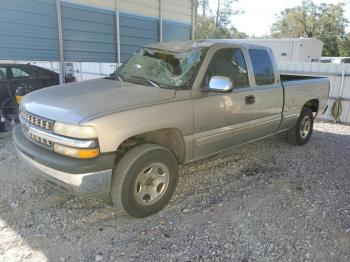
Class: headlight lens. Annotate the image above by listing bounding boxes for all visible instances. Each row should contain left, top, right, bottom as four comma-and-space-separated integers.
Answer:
52, 122, 99, 158
54, 144, 100, 159
53, 122, 97, 139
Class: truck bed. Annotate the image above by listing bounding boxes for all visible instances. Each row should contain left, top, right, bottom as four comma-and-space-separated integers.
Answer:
280, 74, 329, 117
280, 74, 324, 82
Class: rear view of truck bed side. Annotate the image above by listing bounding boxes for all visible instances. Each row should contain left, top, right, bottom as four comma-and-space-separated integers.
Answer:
279, 74, 330, 131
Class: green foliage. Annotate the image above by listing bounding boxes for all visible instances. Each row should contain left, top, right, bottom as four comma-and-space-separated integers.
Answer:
214, 0, 240, 27
339, 33, 350, 56
195, 15, 247, 39
271, 0, 349, 56
195, 0, 246, 39
198, 0, 209, 17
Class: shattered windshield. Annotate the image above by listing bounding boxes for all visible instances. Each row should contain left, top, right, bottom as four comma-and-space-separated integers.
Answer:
116, 47, 207, 89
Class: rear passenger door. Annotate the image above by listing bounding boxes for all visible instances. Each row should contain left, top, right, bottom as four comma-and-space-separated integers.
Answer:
249, 49, 283, 137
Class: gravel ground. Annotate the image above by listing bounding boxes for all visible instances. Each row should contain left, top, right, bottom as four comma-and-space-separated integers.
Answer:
0, 122, 349, 262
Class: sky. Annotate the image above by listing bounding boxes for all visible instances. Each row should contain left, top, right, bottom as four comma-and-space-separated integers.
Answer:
208, 0, 350, 37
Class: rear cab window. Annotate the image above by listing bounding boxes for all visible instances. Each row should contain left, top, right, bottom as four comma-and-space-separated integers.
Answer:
249, 49, 275, 86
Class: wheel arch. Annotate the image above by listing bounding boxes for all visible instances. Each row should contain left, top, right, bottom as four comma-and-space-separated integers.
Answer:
115, 128, 187, 164
303, 99, 319, 114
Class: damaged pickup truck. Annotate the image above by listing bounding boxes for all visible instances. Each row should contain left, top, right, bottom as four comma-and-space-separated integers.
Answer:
13, 40, 329, 218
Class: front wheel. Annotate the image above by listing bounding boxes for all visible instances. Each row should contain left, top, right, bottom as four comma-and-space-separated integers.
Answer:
111, 144, 179, 218
288, 107, 314, 146
1, 98, 19, 131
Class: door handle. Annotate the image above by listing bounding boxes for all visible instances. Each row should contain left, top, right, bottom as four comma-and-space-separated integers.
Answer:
245, 95, 255, 105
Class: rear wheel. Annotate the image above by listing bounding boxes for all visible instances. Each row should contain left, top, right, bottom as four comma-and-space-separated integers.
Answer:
111, 144, 179, 218
288, 107, 314, 146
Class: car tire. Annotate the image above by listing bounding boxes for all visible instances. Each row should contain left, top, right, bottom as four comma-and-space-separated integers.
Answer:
1, 98, 18, 132
288, 107, 314, 146
111, 144, 179, 218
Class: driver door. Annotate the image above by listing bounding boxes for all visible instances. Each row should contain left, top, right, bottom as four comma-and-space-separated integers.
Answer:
192, 47, 256, 159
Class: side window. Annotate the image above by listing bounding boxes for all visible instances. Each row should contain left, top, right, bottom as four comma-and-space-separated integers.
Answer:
341, 58, 350, 64
207, 48, 249, 88
11, 67, 30, 79
28, 67, 48, 78
0, 67, 6, 80
10, 66, 47, 79
249, 49, 275, 86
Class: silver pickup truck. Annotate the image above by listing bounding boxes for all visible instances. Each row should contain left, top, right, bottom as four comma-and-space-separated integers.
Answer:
13, 40, 329, 218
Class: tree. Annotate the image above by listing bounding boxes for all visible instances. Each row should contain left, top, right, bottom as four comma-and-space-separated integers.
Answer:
339, 33, 350, 56
195, 15, 247, 39
195, 0, 246, 39
215, 0, 240, 27
271, 0, 348, 56
198, 0, 209, 18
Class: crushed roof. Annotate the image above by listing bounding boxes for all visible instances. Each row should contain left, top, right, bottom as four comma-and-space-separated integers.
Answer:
145, 39, 270, 52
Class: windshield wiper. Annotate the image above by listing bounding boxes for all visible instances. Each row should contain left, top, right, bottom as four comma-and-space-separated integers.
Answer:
128, 76, 160, 88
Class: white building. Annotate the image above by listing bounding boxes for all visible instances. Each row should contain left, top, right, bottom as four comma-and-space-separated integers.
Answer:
241, 38, 324, 63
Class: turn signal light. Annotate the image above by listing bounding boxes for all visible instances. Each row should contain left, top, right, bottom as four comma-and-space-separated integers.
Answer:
54, 144, 100, 159
16, 96, 23, 104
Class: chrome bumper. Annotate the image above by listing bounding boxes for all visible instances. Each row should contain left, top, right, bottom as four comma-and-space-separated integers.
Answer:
16, 148, 112, 198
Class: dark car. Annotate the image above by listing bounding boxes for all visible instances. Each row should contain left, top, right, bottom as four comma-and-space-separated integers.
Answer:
0, 64, 75, 131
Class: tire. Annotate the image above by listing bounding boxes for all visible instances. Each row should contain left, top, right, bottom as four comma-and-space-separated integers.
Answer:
111, 144, 179, 218
288, 107, 314, 146
1, 98, 18, 122
1, 99, 18, 132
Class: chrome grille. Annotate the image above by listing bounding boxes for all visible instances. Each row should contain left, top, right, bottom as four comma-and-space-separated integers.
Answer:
29, 132, 53, 147
19, 108, 54, 148
20, 109, 53, 131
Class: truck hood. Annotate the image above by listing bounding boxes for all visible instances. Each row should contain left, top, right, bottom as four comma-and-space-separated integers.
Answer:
21, 79, 176, 124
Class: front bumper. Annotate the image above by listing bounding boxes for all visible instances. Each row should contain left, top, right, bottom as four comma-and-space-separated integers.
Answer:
13, 125, 115, 198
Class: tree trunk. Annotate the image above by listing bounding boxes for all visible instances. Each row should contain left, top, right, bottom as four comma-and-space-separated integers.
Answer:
216, 0, 221, 27
202, 1, 205, 18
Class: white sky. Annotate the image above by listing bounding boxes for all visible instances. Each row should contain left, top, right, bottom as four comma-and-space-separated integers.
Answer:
208, 0, 350, 37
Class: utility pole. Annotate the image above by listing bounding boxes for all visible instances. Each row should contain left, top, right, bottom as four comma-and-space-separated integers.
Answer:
56, 0, 65, 84
115, 0, 121, 67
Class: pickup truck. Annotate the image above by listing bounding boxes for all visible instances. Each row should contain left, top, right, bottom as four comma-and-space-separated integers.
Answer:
13, 40, 330, 218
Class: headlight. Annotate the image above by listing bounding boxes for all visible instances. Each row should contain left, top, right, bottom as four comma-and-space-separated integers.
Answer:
54, 144, 100, 159
53, 122, 97, 139
53, 122, 99, 158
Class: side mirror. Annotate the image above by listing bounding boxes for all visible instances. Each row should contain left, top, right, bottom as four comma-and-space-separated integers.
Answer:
203, 76, 233, 93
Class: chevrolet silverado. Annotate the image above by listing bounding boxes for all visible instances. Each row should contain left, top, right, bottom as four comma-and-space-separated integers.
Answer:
13, 40, 329, 218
